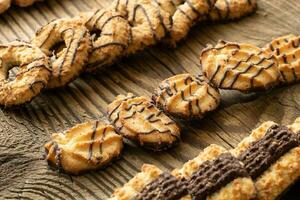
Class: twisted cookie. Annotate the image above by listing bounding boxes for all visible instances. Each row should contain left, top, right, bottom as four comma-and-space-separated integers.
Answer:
32, 18, 91, 88
264, 34, 300, 84
232, 121, 300, 200
200, 40, 280, 92
107, 93, 181, 151
172, 144, 256, 200
152, 73, 220, 119
44, 120, 123, 174
0, 41, 51, 107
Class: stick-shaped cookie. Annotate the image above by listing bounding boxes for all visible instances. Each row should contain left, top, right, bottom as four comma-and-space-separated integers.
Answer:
232, 121, 300, 200
44, 120, 123, 174
107, 93, 181, 151
109, 164, 188, 200
172, 144, 257, 200
152, 73, 220, 119
200, 40, 280, 92
264, 34, 300, 84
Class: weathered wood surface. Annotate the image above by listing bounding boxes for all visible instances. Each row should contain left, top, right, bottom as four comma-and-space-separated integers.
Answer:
0, 0, 299, 199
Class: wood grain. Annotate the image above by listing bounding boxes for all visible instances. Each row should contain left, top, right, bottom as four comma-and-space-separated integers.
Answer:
0, 0, 299, 199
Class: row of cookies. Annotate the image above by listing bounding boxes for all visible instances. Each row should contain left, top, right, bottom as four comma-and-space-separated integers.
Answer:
0, 0, 40, 14
200, 34, 300, 93
0, 0, 257, 106
109, 118, 300, 200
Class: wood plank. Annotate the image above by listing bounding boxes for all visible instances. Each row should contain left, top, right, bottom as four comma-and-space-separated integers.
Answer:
0, 0, 300, 199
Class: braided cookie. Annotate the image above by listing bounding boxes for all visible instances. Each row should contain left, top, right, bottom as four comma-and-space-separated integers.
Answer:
264, 34, 300, 84
200, 40, 280, 92
109, 164, 188, 200
44, 120, 123, 174
31, 18, 91, 88
172, 144, 256, 200
232, 121, 300, 200
164, 0, 216, 46
107, 93, 181, 151
79, 10, 131, 72
152, 73, 220, 119
0, 41, 50, 107
207, 0, 257, 21
0, 0, 10, 14
112, 0, 171, 55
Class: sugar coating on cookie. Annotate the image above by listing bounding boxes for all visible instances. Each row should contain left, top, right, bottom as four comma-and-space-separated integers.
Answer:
173, 144, 257, 200
232, 121, 300, 200
0, 41, 51, 106
152, 73, 220, 119
208, 0, 257, 21
107, 93, 181, 151
79, 9, 131, 72
32, 18, 91, 88
200, 40, 280, 92
264, 34, 300, 84
44, 120, 123, 174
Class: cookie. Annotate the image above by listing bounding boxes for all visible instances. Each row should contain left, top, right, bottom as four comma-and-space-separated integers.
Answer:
264, 34, 300, 84
200, 40, 280, 92
208, 0, 257, 21
13, 0, 40, 7
113, 0, 171, 55
0, 41, 51, 107
107, 93, 181, 151
164, 0, 216, 46
0, 0, 10, 14
232, 121, 300, 200
44, 120, 123, 174
152, 73, 220, 119
109, 164, 188, 200
79, 9, 131, 72
288, 117, 300, 134
173, 144, 257, 200
31, 18, 91, 88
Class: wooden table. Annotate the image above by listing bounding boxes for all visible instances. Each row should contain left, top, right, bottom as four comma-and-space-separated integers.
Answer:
0, 0, 299, 199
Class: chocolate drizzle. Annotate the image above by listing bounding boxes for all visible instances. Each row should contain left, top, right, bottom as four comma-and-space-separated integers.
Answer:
133, 172, 188, 200
187, 153, 248, 200
239, 125, 300, 179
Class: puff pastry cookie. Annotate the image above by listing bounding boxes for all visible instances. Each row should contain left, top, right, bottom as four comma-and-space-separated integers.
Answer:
264, 34, 300, 84
232, 121, 300, 200
200, 40, 280, 92
32, 18, 91, 88
109, 164, 188, 200
173, 144, 256, 200
44, 120, 123, 174
152, 73, 220, 119
107, 93, 181, 151
0, 41, 51, 106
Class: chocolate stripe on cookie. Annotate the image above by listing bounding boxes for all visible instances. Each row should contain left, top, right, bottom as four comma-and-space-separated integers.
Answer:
238, 125, 299, 179
187, 153, 248, 199
133, 172, 188, 200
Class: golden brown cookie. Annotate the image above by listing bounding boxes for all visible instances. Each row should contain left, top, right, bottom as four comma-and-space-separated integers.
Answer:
107, 93, 181, 151
164, 0, 216, 46
44, 120, 123, 174
0, 41, 51, 107
109, 164, 188, 200
79, 9, 131, 72
208, 0, 257, 21
31, 18, 91, 88
173, 144, 257, 200
232, 121, 300, 200
13, 0, 40, 7
264, 34, 300, 84
113, 0, 171, 55
200, 40, 280, 92
152, 73, 220, 119
0, 0, 10, 14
